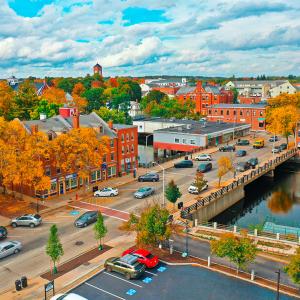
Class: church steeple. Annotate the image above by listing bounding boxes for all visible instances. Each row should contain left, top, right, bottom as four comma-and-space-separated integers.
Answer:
93, 63, 102, 76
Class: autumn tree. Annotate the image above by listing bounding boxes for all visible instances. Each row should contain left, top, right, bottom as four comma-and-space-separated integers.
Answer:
30, 99, 61, 120
72, 82, 86, 96
43, 87, 66, 105
211, 233, 257, 273
193, 172, 208, 194
284, 247, 300, 285
217, 156, 233, 187
0, 81, 16, 120
165, 180, 182, 210
69, 94, 87, 113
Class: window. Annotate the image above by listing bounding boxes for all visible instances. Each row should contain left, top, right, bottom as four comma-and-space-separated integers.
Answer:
175, 138, 180, 143
45, 167, 51, 176
110, 139, 114, 147
259, 122, 264, 128
126, 134, 129, 141
131, 133, 134, 140
103, 155, 107, 163
246, 111, 250, 117
48, 133, 53, 141
91, 171, 97, 182
121, 164, 125, 172
99, 126, 103, 133
253, 111, 256, 116
131, 144, 134, 152
226, 110, 229, 116
240, 111, 243, 116
127, 146, 130, 153
110, 153, 114, 161
121, 134, 124, 142
182, 138, 186, 144
139, 125, 142, 129
221, 110, 223, 115
260, 111, 263, 116
56, 167, 61, 174
208, 110, 212, 114
233, 110, 236, 115
298, 130, 300, 137
108, 166, 116, 177
214, 110, 217, 113
190, 140, 196, 145
122, 146, 124, 154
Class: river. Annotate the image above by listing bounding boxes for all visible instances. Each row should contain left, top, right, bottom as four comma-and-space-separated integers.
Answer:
211, 163, 300, 230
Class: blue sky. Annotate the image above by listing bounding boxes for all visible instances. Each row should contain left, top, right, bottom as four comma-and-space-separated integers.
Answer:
1, 0, 300, 78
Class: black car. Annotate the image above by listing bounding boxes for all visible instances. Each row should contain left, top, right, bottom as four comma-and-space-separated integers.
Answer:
219, 145, 235, 152
138, 173, 159, 182
0, 226, 7, 239
197, 162, 212, 173
236, 162, 251, 172
269, 136, 279, 142
174, 160, 193, 168
236, 139, 250, 146
279, 143, 287, 151
74, 211, 98, 228
247, 157, 258, 167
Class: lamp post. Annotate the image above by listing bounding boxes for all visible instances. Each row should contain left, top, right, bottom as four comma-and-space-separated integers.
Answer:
185, 220, 189, 257
152, 161, 165, 207
275, 269, 281, 300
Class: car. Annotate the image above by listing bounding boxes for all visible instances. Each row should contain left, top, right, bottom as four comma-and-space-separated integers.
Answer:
279, 143, 287, 151
134, 187, 154, 199
269, 136, 279, 142
236, 150, 247, 157
272, 146, 281, 154
138, 173, 159, 182
104, 254, 146, 279
236, 139, 250, 146
247, 157, 258, 167
74, 211, 98, 228
0, 240, 22, 259
236, 162, 251, 172
197, 162, 212, 173
194, 154, 212, 161
253, 139, 264, 149
50, 293, 88, 300
0, 226, 7, 240
122, 248, 159, 268
174, 160, 193, 168
188, 183, 208, 194
11, 214, 42, 228
219, 145, 235, 152
94, 187, 118, 197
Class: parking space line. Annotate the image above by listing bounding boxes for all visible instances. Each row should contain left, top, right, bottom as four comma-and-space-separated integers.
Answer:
103, 272, 143, 288
145, 271, 158, 276
85, 282, 126, 300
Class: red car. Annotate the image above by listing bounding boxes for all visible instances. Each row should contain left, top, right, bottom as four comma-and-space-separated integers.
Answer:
122, 248, 159, 268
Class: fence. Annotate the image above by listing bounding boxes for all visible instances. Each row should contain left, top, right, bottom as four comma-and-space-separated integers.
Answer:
181, 148, 297, 220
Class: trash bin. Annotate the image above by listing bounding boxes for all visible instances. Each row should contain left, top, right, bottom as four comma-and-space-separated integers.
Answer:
15, 279, 22, 291
21, 276, 27, 288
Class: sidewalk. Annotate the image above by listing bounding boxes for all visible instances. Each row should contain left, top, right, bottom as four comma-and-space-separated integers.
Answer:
0, 233, 136, 300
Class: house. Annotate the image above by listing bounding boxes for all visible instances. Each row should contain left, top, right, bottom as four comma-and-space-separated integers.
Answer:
206, 103, 267, 131
269, 81, 297, 98
18, 107, 138, 198
7, 77, 50, 96
128, 101, 142, 118
151, 86, 180, 98
145, 77, 187, 87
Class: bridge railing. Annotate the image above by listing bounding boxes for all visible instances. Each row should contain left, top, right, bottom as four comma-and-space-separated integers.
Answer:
181, 148, 297, 219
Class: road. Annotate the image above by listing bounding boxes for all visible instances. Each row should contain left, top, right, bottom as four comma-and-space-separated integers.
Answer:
0, 132, 287, 293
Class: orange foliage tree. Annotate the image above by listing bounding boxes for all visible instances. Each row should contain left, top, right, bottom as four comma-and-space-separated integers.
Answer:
72, 82, 85, 96
43, 87, 66, 105
0, 81, 16, 120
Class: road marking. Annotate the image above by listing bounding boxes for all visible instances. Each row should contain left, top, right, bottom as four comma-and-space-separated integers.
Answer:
81, 202, 130, 215
103, 272, 143, 287
118, 188, 138, 191
165, 171, 195, 177
6, 235, 21, 238
84, 282, 126, 300
101, 213, 127, 222
145, 270, 158, 276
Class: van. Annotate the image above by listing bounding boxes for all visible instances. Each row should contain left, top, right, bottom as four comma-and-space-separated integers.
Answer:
197, 162, 212, 173
253, 139, 264, 149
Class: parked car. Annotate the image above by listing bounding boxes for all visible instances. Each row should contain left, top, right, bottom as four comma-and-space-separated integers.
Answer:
134, 187, 154, 199
247, 157, 259, 168
174, 160, 193, 168
236, 139, 250, 146
0, 241, 22, 259
197, 162, 212, 173
236, 162, 251, 172
94, 187, 118, 197
104, 254, 146, 279
138, 173, 159, 182
50, 293, 88, 300
11, 214, 42, 228
74, 211, 98, 228
279, 143, 287, 151
122, 248, 159, 268
253, 139, 264, 149
194, 154, 212, 161
236, 150, 247, 157
272, 146, 281, 154
188, 183, 208, 194
0, 226, 7, 240
219, 145, 235, 152
269, 136, 279, 142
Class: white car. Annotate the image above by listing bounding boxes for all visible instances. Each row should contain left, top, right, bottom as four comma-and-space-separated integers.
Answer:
94, 187, 118, 197
0, 241, 22, 259
194, 154, 212, 161
50, 293, 88, 300
188, 184, 208, 194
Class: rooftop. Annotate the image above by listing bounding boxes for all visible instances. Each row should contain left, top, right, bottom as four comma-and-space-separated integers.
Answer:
208, 103, 267, 109
113, 124, 137, 130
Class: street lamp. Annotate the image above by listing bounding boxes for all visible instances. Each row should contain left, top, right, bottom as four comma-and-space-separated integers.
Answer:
185, 220, 189, 257
275, 269, 281, 300
152, 161, 165, 207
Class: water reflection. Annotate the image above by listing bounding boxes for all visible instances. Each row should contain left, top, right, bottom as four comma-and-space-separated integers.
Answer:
267, 190, 294, 214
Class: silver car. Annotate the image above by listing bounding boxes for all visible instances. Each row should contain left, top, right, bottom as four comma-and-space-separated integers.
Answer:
11, 214, 42, 228
0, 241, 22, 259
134, 187, 155, 199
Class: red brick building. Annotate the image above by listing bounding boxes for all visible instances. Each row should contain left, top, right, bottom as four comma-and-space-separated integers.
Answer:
206, 103, 267, 131
238, 96, 262, 104
20, 108, 138, 198
93, 63, 102, 76
176, 81, 234, 115
151, 86, 180, 97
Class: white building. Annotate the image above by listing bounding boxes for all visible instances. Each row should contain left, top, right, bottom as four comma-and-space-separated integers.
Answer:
269, 81, 297, 98
128, 101, 142, 118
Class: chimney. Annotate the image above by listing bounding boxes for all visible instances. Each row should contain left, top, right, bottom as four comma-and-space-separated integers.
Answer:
107, 120, 113, 129
72, 112, 80, 129
31, 124, 38, 134
40, 113, 47, 120
196, 80, 202, 92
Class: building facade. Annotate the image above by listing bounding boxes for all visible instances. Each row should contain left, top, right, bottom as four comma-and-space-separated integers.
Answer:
93, 63, 103, 77
206, 103, 267, 131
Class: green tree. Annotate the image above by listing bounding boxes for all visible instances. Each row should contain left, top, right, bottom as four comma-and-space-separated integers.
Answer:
211, 233, 257, 273
82, 88, 106, 112
30, 99, 61, 120
230, 87, 239, 103
141, 90, 166, 109
46, 225, 64, 274
111, 93, 131, 112
193, 172, 208, 194
94, 212, 107, 250
57, 78, 75, 94
165, 180, 182, 210
284, 247, 300, 285
94, 107, 127, 124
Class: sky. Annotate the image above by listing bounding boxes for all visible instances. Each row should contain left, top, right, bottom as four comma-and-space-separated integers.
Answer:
1, 0, 300, 78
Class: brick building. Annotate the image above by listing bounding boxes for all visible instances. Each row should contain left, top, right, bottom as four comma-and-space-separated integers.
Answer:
20, 108, 137, 198
176, 81, 234, 115
151, 86, 180, 98
238, 96, 262, 105
206, 103, 267, 131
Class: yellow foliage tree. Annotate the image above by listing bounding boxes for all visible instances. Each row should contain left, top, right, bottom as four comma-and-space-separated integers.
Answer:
217, 156, 233, 187
72, 82, 85, 96
43, 87, 66, 105
0, 81, 16, 120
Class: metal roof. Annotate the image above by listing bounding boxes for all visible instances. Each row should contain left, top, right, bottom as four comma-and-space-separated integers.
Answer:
208, 103, 266, 109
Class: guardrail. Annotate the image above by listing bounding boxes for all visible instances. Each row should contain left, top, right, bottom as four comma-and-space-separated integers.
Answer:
181, 148, 297, 219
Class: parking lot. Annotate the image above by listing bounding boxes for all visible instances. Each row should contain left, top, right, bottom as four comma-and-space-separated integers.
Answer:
70, 263, 297, 300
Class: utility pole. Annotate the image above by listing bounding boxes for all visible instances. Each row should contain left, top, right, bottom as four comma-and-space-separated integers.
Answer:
275, 269, 280, 300
185, 220, 189, 257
